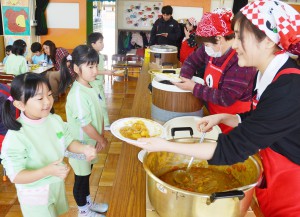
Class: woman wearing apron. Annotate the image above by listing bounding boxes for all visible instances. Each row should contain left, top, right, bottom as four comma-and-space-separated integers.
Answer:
176, 9, 257, 133
128, 1, 300, 216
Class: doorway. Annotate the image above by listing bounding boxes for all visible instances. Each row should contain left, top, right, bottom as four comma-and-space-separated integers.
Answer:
93, 1, 116, 67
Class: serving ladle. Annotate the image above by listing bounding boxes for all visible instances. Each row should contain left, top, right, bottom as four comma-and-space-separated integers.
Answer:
173, 132, 206, 184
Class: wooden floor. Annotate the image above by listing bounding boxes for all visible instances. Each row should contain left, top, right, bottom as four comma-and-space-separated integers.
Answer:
0, 75, 138, 217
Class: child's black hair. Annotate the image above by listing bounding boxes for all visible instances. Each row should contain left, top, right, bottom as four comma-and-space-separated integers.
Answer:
5, 45, 12, 52
0, 73, 51, 131
11, 39, 27, 56
87, 32, 104, 46
31, 42, 42, 53
161, 5, 173, 15
59, 45, 99, 94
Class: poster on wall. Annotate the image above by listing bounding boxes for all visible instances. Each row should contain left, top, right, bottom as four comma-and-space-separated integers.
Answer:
1, 0, 29, 7
2, 6, 30, 35
4, 35, 31, 58
4, 35, 30, 46
122, 1, 162, 30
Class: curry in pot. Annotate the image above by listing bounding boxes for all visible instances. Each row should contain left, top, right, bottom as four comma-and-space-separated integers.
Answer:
159, 167, 242, 194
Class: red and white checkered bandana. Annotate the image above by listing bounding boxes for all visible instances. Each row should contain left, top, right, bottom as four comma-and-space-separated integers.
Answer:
196, 8, 234, 37
188, 17, 197, 26
241, 0, 300, 52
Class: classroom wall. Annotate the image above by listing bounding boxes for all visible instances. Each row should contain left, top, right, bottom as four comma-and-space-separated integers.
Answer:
36, 0, 300, 53
40, 0, 86, 52
163, 0, 211, 13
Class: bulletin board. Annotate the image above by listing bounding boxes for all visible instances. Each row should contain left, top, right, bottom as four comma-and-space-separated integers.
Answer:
118, 1, 163, 30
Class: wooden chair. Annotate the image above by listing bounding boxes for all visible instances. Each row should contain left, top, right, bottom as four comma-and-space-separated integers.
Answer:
0, 73, 15, 85
126, 55, 143, 78
111, 54, 127, 81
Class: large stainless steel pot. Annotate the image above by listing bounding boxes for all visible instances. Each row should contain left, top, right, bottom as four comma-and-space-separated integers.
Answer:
143, 130, 262, 217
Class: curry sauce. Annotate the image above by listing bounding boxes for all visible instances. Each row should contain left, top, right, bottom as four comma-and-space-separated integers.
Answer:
159, 167, 242, 194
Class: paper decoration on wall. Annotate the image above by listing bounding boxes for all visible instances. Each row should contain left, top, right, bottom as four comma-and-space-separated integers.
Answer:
1, 0, 29, 7
123, 2, 162, 29
2, 6, 30, 35
4, 35, 31, 59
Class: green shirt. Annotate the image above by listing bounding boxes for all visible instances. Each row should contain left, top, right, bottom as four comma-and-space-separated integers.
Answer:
66, 81, 104, 175
4, 54, 28, 75
0, 113, 73, 188
96, 53, 105, 85
66, 81, 104, 145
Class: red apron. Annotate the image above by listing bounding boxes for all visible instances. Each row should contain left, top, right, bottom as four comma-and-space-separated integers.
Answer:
254, 68, 300, 217
204, 50, 251, 133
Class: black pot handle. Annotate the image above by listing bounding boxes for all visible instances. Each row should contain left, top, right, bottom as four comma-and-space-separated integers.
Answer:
171, 127, 193, 138
209, 190, 245, 204
162, 69, 176, 74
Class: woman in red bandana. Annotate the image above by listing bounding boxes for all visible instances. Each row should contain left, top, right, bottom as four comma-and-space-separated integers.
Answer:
176, 9, 257, 133
128, 1, 300, 216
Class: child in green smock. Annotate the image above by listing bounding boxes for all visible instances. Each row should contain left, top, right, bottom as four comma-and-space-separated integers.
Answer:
59, 45, 109, 217
87, 32, 114, 130
0, 73, 97, 217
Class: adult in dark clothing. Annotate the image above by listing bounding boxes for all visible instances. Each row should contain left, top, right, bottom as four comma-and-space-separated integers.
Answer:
149, 5, 182, 47
127, 1, 300, 216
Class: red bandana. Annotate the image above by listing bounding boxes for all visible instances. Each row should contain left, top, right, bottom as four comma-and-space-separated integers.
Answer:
196, 9, 234, 37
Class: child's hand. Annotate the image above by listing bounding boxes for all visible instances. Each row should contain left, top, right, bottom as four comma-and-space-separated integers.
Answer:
83, 145, 97, 161
96, 136, 108, 152
46, 158, 70, 180
104, 70, 113, 75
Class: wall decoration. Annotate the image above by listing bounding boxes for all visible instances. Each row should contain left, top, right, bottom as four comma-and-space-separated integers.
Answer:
4, 35, 31, 58
4, 35, 30, 46
2, 6, 30, 35
121, 1, 162, 30
1, 0, 29, 7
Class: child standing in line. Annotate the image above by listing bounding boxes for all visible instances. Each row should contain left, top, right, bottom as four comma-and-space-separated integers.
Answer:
59, 45, 109, 217
30, 42, 48, 65
87, 32, 113, 130
2, 45, 12, 64
4, 39, 28, 75
0, 73, 97, 217
179, 17, 198, 64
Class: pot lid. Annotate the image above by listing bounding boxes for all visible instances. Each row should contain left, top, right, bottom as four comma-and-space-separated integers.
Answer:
150, 45, 178, 53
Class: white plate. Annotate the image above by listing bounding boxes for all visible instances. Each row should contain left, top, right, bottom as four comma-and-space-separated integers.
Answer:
155, 73, 182, 83
138, 149, 147, 163
114, 69, 125, 75
110, 117, 165, 145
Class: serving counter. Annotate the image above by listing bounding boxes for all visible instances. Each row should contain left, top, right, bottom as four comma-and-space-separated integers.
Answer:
107, 62, 264, 217
107, 62, 151, 217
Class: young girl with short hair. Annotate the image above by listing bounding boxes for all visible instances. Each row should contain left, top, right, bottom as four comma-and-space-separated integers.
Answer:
60, 45, 108, 217
4, 39, 28, 75
0, 73, 97, 217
